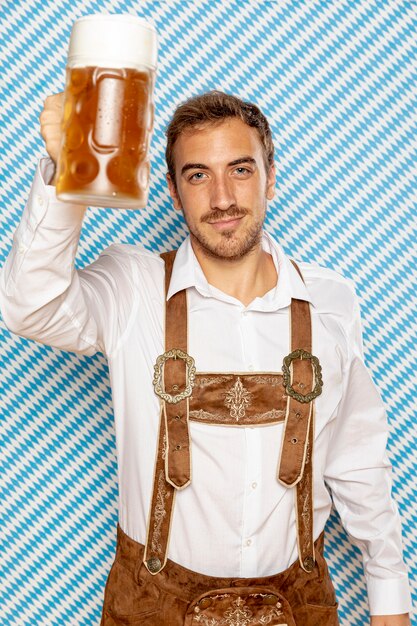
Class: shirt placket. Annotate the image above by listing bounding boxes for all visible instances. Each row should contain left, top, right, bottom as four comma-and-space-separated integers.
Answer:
238, 306, 263, 575
240, 427, 262, 576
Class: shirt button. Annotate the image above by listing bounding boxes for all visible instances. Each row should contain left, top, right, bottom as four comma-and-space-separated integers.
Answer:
251, 482, 257, 489
18, 244, 27, 253
246, 539, 252, 546
248, 364, 254, 371
36, 194, 44, 206
242, 311, 248, 317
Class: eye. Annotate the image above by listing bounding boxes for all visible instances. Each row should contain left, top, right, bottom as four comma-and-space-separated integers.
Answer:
234, 166, 251, 176
188, 171, 207, 182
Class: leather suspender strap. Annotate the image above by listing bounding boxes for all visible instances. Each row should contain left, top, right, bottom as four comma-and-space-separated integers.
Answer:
143, 402, 176, 574
144, 250, 192, 575
282, 259, 316, 572
159, 250, 192, 490
295, 403, 315, 572
277, 262, 314, 488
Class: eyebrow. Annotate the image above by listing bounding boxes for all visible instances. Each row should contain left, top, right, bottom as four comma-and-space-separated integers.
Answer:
180, 156, 257, 176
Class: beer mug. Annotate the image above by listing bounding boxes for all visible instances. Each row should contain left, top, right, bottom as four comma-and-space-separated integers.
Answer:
56, 14, 157, 209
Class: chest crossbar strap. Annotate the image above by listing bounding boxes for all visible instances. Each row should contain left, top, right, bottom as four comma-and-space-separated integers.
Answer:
144, 250, 322, 576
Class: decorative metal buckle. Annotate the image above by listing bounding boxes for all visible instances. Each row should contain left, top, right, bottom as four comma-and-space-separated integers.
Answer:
282, 349, 323, 403
153, 348, 196, 404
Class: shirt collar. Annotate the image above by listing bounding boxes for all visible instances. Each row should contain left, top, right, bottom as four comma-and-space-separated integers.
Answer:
166, 229, 313, 311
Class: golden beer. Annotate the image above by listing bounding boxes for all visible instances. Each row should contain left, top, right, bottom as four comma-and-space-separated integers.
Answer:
56, 15, 157, 209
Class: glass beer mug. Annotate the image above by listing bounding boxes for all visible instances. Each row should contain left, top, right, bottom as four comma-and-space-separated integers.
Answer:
56, 14, 157, 209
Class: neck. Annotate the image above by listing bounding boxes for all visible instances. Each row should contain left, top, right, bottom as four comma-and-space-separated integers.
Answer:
190, 235, 278, 307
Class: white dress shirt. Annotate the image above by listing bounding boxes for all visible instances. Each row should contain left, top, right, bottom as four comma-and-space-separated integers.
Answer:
0, 157, 412, 616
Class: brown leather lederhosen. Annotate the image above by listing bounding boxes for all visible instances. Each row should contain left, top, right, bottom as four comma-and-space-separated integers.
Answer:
100, 250, 340, 626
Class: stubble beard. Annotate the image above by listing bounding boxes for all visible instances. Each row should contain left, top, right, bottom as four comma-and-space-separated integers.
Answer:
184, 202, 267, 261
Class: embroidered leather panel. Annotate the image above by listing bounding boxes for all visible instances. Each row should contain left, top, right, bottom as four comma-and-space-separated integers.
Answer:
185, 588, 292, 626
188, 373, 287, 426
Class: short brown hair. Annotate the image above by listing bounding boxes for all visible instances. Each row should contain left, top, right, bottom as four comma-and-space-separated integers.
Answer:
165, 90, 275, 189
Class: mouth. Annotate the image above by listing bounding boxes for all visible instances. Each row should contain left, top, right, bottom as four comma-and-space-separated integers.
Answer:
208, 216, 244, 231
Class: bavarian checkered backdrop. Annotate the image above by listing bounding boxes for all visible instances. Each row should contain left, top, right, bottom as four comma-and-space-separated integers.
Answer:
1, 1, 415, 624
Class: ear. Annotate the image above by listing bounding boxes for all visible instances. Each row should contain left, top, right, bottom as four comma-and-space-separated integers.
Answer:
166, 173, 182, 211
266, 163, 276, 201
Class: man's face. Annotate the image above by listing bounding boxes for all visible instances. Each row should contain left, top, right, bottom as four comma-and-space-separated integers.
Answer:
166, 118, 276, 260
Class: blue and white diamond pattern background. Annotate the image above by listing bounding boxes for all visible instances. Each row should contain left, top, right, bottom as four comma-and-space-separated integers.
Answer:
1, 1, 416, 624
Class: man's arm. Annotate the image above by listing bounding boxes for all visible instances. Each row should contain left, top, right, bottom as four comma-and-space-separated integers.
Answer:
323, 283, 412, 623
0, 94, 136, 357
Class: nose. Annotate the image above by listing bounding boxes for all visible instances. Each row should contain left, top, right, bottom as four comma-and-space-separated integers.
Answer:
210, 175, 236, 212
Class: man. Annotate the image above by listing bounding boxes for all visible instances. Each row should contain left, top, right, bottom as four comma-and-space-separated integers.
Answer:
0, 90, 412, 625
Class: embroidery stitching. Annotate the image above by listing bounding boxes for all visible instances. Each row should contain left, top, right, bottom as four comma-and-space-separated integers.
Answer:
196, 375, 233, 387
301, 440, 312, 554
194, 617, 218, 626
250, 375, 282, 386
188, 408, 284, 424
193, 594, 285, 626
223, 596, 252, 625
189, 408, 217, 421
224, 377, 252, 421
259, 612, 287, 625
161, 433, 167, 460
150, 469, 170, 554
301, 494, 311, 553
194, 374, 283, 388
251, 409, 285, 421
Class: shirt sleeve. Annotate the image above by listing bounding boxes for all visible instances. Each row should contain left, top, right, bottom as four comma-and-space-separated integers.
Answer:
323, 283, 413, 616
0, 156, 136, 358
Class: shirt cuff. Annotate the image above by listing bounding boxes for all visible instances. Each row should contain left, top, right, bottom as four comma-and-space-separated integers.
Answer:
367, 574, 413, 615
30, 156, 87, 229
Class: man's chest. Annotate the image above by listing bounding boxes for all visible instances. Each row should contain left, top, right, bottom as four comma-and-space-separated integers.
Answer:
121, 286, 346, 437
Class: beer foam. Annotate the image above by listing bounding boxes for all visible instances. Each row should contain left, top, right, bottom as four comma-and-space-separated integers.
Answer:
68, 14, 157, 70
